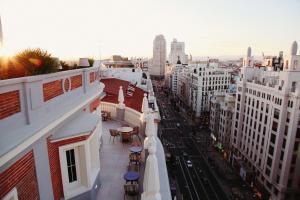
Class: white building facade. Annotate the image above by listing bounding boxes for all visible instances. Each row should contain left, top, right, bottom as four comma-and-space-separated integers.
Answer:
150, 35, 166, 78
230, 43, 300, 200
189, 63, 232, 117
210, 92, 236, 151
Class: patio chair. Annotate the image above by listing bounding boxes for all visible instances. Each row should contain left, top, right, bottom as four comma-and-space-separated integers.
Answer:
129, 153, 141, 165
109, 129, 120, 142
106, 112, 112, 120
131, 126, 141, 142
127, 163, 139, 172
124, 183, 139, 200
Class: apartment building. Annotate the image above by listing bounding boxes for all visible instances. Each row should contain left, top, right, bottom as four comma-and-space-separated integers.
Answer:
210, 92, 236, 152
230, 42, 300, 200
189, 63, 232, 117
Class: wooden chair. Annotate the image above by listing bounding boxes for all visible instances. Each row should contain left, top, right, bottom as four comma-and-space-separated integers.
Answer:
129, 153, 141, 165
106, 112, 111, 120
124, 183, 139, 200
109, 129, 120, 142
122, 132, 132, 142
131, 126, 141, 142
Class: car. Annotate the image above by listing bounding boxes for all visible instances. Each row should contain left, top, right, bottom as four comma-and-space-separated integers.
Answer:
186, 160, 193, 167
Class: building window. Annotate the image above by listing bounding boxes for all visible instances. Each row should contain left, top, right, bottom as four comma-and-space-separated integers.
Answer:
59, 123, 101, 199
265, 168, 270, 176
284, 126, 289, 136
294, 141, 299, 152
2, 188, 18, 200
274, 109, 280, 119
270, 134, 276, 144
267, 156, 272, 167
291, 154, 297, 165
296, 129, 300, 138
269, 145, 274, 156
272, 121, 278, 132
66, 149, 78, 183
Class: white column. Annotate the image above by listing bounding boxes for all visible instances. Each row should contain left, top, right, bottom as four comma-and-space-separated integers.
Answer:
141, 136, 161, 200
144, 113, 155, 149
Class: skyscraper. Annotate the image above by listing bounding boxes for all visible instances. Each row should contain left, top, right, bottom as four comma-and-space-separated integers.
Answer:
169, 38, 188, 65
0, 16, 3, 47
150, 35, 166, 78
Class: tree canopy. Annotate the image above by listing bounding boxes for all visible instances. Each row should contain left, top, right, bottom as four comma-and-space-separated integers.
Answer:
0, 48, 60, 80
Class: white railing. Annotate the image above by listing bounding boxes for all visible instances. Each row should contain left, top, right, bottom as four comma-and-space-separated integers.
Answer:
100, 102, 142, 127
124, 107, 142, 127
99, 102, 117, 118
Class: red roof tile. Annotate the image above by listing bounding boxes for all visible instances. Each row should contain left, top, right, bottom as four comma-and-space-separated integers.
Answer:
101, 78, 146, 112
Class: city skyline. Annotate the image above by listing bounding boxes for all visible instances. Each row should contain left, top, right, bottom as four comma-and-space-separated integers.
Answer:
0, 0, 300, 59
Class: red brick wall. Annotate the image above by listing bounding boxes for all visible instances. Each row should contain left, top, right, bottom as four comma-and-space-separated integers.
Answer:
43, 80, 63, 102
0, 150, 39, 200
89, 98, 100, 112
90, 72, 96, 83
70, 75, 82, 90
0, 90, 21, 120
47, 135, 90, 200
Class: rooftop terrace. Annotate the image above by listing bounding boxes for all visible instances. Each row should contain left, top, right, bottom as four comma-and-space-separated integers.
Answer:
96, 108, 171, 200
97, 120, 145, 200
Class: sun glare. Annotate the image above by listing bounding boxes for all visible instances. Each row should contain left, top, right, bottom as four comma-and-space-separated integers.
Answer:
0, 46, 16, 57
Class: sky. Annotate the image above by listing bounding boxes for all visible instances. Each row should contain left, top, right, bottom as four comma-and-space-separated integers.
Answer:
0, 0, 299, 60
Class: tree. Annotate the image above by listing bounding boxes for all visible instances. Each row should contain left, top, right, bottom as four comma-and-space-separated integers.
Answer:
0, 48, 60, 79
60, 60, 70, 70
14, 48, 59, 75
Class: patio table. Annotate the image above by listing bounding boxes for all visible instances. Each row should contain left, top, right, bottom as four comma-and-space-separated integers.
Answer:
117, 127, 133, 142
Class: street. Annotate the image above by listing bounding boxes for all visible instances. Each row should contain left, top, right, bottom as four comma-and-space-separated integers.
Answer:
153, 81, 256, 200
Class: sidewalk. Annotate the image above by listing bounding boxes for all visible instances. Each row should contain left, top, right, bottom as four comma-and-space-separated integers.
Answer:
206, 146, 256, 200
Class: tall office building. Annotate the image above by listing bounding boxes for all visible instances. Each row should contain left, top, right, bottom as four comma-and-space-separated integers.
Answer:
150, 35, 166, 78
231, 42, 300, 200
0, 16, 3, 47
169, 38, 188, 64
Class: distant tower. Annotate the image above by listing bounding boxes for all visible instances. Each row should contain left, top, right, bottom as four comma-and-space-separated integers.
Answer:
242, 46, 253, 68
0, 15, 3, 47
150, 35, 166, 78
247, 47, 252, 57
291, 41, 298, 55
